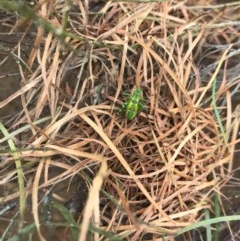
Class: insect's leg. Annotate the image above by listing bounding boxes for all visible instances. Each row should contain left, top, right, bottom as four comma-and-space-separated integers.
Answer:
117, 102, 128, 115
138, 102, 145, 110
123, 92, 131, 97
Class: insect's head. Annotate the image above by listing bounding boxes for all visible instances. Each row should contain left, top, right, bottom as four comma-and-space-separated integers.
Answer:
134, 88, 143, 96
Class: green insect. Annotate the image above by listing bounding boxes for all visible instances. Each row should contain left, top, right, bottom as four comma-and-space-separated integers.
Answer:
117, 88, 144, 120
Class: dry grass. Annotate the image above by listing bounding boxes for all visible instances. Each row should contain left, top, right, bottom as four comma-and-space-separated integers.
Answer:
0, 0, 240, 240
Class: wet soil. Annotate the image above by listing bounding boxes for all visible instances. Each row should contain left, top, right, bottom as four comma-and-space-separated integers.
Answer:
0, 166, 88, 240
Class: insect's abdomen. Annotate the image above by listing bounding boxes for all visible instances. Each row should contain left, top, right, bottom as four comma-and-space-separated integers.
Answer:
126, 101, 140, 120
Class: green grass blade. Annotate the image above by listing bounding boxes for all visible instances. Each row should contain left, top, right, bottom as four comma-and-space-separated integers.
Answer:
204, 209, 212, 241
0, 212, 19, 241
213, 192, 221, 241
8, 223, 36, 241
175, 215, 240, 236
0, 116, 51, 144
0, 123, 25, 225
52, 201, 79, 241
212, 78, 229, 150
89, 224, 123, 241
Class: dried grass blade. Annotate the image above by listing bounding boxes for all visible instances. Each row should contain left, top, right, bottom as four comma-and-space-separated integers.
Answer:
168, 122, 208, 164
32, 160, 46, 241
127, 33, 191, 100
79, 113, 161, 211
98, 4, 155, 40
45, 144, 104, 162
114, 31, 128, 103
0, 78, 41, 108
79, 158, 108, 241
